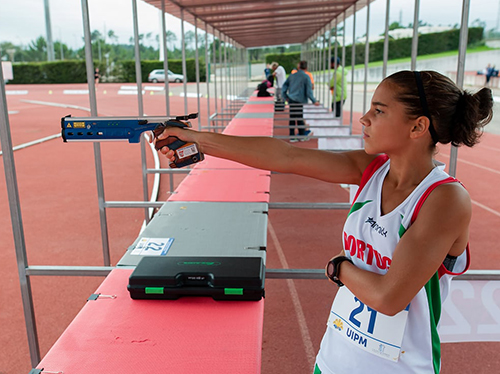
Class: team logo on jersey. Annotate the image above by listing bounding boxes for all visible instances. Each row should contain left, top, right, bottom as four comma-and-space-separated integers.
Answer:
365, 217, 388, 237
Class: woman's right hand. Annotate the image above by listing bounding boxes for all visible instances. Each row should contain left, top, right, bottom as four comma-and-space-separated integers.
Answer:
152, 125, 197, 155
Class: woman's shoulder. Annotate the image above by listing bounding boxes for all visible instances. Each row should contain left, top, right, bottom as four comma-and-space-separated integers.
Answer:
418, 178, 471, 223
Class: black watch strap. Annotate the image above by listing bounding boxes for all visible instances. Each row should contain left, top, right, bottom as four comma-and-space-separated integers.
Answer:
328, 256, 353, 287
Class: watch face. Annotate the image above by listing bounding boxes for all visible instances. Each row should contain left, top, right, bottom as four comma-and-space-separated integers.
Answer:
327, 260, 336, 281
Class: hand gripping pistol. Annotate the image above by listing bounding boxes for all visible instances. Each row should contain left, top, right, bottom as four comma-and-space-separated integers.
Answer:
61, 113, 204, 168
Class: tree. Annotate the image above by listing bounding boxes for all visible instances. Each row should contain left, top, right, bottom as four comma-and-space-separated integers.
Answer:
26, 36, 48, 61
471, 18, 486, 29
388, 21, 404, 31
108, 30, 119, 44
184, 31, 195, 50
0, 42, 21, 62
166, 30, 177, 51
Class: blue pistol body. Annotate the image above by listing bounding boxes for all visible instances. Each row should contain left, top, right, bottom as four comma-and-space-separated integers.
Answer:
61, 114, 203, 168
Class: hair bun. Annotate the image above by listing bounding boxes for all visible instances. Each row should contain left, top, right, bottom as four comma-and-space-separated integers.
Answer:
450, 88, 493, 147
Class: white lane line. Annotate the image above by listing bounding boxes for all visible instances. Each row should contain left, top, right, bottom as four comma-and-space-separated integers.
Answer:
437, 153, 500, 217
63, 89, 89, 95
144, 86, 164, 91
477, 144, 500, 153
179, 92, 203, 98
471, 199, 500, 219
0, 99, 90, 156
20, 99, 90, 112
268, 220, 316, 368
439, 152, 500, 176
0, 133, 61, 156
118, 90, 145, 95
6, 90, 28, 95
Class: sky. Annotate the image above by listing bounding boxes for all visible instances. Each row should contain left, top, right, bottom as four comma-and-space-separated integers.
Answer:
0, 0, 499, 50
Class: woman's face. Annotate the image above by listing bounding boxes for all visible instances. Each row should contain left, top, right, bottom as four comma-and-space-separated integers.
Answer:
360, 80, 415, 155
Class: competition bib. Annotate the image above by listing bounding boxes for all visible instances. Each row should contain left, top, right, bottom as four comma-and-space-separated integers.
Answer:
327, 287, 409, 362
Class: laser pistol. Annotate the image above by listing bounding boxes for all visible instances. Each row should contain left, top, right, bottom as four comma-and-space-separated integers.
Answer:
61, 113, 204, 168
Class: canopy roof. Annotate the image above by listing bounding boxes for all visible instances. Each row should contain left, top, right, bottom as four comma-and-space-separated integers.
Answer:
144, 0, 371, 48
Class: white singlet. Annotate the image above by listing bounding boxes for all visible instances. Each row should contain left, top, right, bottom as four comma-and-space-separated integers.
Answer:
315, 155, 469, 374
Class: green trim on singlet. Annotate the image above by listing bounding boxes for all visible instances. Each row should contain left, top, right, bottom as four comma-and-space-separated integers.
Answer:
398, 214, 406, 238
424, 272, 443, 374
313, 363, 322, 374
347, 200, 372, 217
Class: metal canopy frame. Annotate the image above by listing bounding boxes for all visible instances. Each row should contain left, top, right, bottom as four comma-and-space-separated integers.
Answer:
144, 0, 371, 47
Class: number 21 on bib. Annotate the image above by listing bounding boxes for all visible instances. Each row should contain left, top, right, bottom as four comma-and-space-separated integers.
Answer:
328, 287, 410, 361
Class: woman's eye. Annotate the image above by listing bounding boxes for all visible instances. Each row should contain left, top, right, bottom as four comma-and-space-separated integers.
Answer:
375, 109, 382, 114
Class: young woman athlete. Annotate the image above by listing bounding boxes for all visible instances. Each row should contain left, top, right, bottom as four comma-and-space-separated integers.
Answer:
154, 70, 493, 373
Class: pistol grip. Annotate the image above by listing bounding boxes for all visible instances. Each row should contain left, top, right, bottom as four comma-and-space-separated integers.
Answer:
154, 137, 185, 152
154, 136, 204, 168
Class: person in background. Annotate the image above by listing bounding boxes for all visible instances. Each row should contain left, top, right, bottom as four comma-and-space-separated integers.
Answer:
264, 63, 271, 78
264, 63, 274, 86
256, 79, 272, 97
484, 63, 497, 87
271, 61, 286, 103
153, 70, 493, 374
329, 57, 347, 117
282, 60, 320, 141
94, 68, 100, 86
291, 61, 315, 90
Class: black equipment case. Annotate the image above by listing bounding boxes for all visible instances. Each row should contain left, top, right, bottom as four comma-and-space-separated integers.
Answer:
128, 256, 265, 301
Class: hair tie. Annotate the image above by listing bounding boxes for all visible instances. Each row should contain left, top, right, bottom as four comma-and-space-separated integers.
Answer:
414, 71, 439, 144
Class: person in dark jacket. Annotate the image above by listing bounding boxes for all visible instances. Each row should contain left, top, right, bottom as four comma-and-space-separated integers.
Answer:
282, 61, 320, 141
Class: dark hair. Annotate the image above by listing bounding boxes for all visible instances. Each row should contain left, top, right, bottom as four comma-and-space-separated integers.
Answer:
299, 60, 308, 70
384, 70, 493, 147
331, 57, 341, 65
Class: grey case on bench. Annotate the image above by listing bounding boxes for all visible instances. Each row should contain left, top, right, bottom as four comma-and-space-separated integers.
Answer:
117, 201, 268, 267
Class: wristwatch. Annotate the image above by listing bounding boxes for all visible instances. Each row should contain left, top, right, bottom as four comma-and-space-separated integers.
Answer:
326, 256, 353, 287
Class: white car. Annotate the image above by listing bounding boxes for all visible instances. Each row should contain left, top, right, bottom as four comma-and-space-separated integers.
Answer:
148, 69, 185, 83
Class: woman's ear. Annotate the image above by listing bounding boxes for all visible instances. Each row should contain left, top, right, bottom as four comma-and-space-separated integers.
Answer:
410, 116, 431, 139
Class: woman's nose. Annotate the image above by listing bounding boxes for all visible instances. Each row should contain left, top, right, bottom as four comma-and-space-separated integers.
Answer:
360, 114, 369, 127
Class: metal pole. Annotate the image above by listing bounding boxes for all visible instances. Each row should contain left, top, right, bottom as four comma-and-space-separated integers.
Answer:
219, 30, 224, 115
229, 39, 234, 103
411, 0, 420, 70
314, 34, 318, 83
0, 53, 41, 367
82, 0, 110, 266
232, 42, 236, 99
44, 0, 55, 61
205, 23, 211, 129
350, 3, 356, 126
382, 0, 391, 78
212, 29, 218, 120
333, 20, 338, 115
224, 34, 228, 110
363, 0, 370, 115
194, 18, 201, 130
449, 0, 471, 177
342, 11, 347, 127
327, 28, 332, 109
161, 0, 171, 116
132, 0, 144, 117
131, 0, 150, 224
181, 8, 188, 114
321, 28, 326, 103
